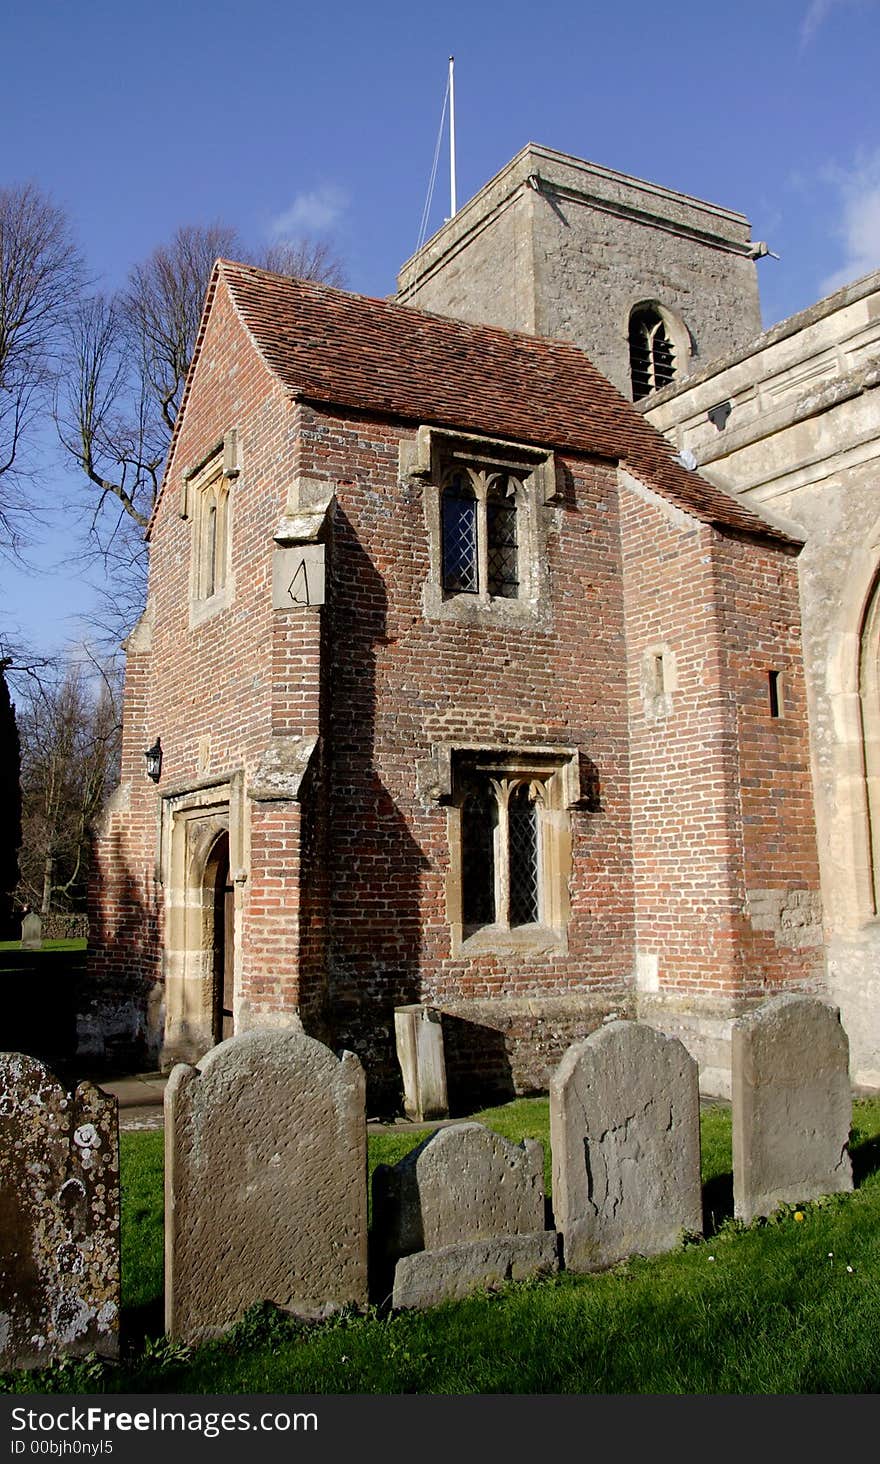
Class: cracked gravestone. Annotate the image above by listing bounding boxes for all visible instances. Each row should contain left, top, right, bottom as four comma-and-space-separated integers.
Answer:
550, 1021, 702, 1271
0, 1053, 119, 1370
732, 993, 852, 1223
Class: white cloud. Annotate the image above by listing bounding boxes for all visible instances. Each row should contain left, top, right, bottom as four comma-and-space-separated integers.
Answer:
800, 0, 876, 46
270, 185, 348, 238
821, 152, 880, 294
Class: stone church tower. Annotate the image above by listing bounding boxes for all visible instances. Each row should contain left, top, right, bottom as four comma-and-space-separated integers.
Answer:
397, 143, 764, 401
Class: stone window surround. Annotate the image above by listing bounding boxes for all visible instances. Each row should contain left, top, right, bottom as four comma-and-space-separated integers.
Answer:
180, 429, 241, 629
402, 426, 557, 627
429, 743, 578, 959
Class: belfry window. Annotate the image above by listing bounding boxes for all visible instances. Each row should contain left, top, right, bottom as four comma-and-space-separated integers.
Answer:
441, 467, 523, 600
629, 306, 676, 401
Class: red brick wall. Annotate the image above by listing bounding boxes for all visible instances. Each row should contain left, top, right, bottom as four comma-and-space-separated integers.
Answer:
712, 529, 824, 992
619, 473, 822, 1006
299, 404, 637, 1091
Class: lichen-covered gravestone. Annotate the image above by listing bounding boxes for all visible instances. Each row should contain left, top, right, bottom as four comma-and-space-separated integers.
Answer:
550, 1021, 702, 1271
165, 1029, 368, 1343
372, 1121, 557, 1309
732, 993, 852, 1223
0, 1054, 119, 1371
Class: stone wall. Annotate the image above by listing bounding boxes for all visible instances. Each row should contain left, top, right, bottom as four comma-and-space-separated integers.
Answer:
397, 145, 762, 400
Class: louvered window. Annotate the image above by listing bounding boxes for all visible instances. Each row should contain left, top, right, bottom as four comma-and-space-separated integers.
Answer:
629, 307, 676, 401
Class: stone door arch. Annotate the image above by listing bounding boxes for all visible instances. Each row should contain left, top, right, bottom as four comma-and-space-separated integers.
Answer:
859, 573, 880, 914
161, 786, 241, 1067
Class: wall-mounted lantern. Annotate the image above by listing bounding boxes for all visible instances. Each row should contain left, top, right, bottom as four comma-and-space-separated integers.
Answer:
144, 738, 163, 783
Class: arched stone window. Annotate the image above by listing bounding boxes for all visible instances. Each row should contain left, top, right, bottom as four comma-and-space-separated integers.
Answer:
441, 470, 478, 593
628, 305, 677, 400
440, 465, 524, 600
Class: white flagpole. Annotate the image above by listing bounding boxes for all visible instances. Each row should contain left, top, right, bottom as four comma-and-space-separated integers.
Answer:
449, 55, 457, 218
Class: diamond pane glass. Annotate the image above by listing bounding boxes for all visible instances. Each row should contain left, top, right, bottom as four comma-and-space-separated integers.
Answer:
487, 481, 519, 598
442, 478, 478, 593
462, 787, 496, 926
508, 783, 539, 926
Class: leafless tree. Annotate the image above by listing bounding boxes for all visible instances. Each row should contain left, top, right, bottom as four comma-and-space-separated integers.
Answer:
0, 183, 82, 553
57, 220, 346, 645
261, 236, 345, 289
15, 657, 121, 916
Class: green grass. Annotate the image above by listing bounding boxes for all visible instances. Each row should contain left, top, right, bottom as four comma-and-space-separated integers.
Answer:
8, 1098, 880, 1395
0, 938, 87, 953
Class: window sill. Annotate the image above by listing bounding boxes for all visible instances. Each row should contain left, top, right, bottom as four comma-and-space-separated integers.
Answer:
189, 579, 234, 630
422, 582, 547, 628
453, 922, 567, 958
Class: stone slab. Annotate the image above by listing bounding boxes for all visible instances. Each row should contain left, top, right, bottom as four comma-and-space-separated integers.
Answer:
394, 1005, 448, 1121
372, 1122, 545, 1269
0, 1054, 119, 1371
550, 1020, 702, 1271
391, 1231, 558, 1310
165, 1029, 367, 1343
732, 993, 852, 1223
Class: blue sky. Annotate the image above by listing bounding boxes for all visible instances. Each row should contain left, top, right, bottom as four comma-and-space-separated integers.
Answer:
2, 0, 879, 661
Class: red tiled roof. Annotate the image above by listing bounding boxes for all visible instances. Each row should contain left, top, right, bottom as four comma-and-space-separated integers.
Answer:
210, 260, 797, 545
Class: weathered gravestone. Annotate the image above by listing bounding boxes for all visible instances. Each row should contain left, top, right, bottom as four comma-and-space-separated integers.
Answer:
394, 1004, 448, 1121
0, 1053, 119, 1370
550, 1021, 702, 1271
165, 1029, 368, 1343
20, 911, 42, 950
732, 993, 852, 1223
372, 1121, 557, 1309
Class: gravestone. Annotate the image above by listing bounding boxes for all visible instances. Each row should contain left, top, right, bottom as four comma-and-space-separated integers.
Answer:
372, 1121, 556, 1309
550, 1021, 702, 1271
732, 993, 852, 1223
20, 911, 42, 949
165, 1029, 368, 1343
0, 1053, 119, 1371
394, 1004, 448, 1121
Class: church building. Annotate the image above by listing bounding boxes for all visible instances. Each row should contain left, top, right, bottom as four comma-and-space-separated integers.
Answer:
86, 147, 829, 1105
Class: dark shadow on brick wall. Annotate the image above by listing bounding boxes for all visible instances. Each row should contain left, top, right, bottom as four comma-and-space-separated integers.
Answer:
441, 1012, 515, 1114
325, 503, 429, 1113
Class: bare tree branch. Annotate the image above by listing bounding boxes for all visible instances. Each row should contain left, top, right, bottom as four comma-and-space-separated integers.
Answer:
0, 183, 82, 554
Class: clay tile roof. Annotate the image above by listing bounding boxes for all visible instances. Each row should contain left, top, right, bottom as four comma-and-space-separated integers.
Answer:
216, 259, 798, 546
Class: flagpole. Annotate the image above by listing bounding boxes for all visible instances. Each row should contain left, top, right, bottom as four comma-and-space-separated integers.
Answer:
449, 55, 457, 217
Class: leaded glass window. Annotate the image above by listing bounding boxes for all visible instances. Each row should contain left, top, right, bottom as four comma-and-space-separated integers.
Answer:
486, 476, 519, 598
508, 782, 540, 925
461, 786, 496, 926
441, 473, 478, 593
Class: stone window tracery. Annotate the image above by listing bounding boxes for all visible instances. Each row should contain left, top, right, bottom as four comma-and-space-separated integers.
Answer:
444, 748, 575, 953
440, 465, 523, 601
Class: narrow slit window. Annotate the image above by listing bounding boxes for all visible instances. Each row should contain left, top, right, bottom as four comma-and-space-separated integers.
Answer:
768, 670, 785, 719
654, 653, 666, 696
